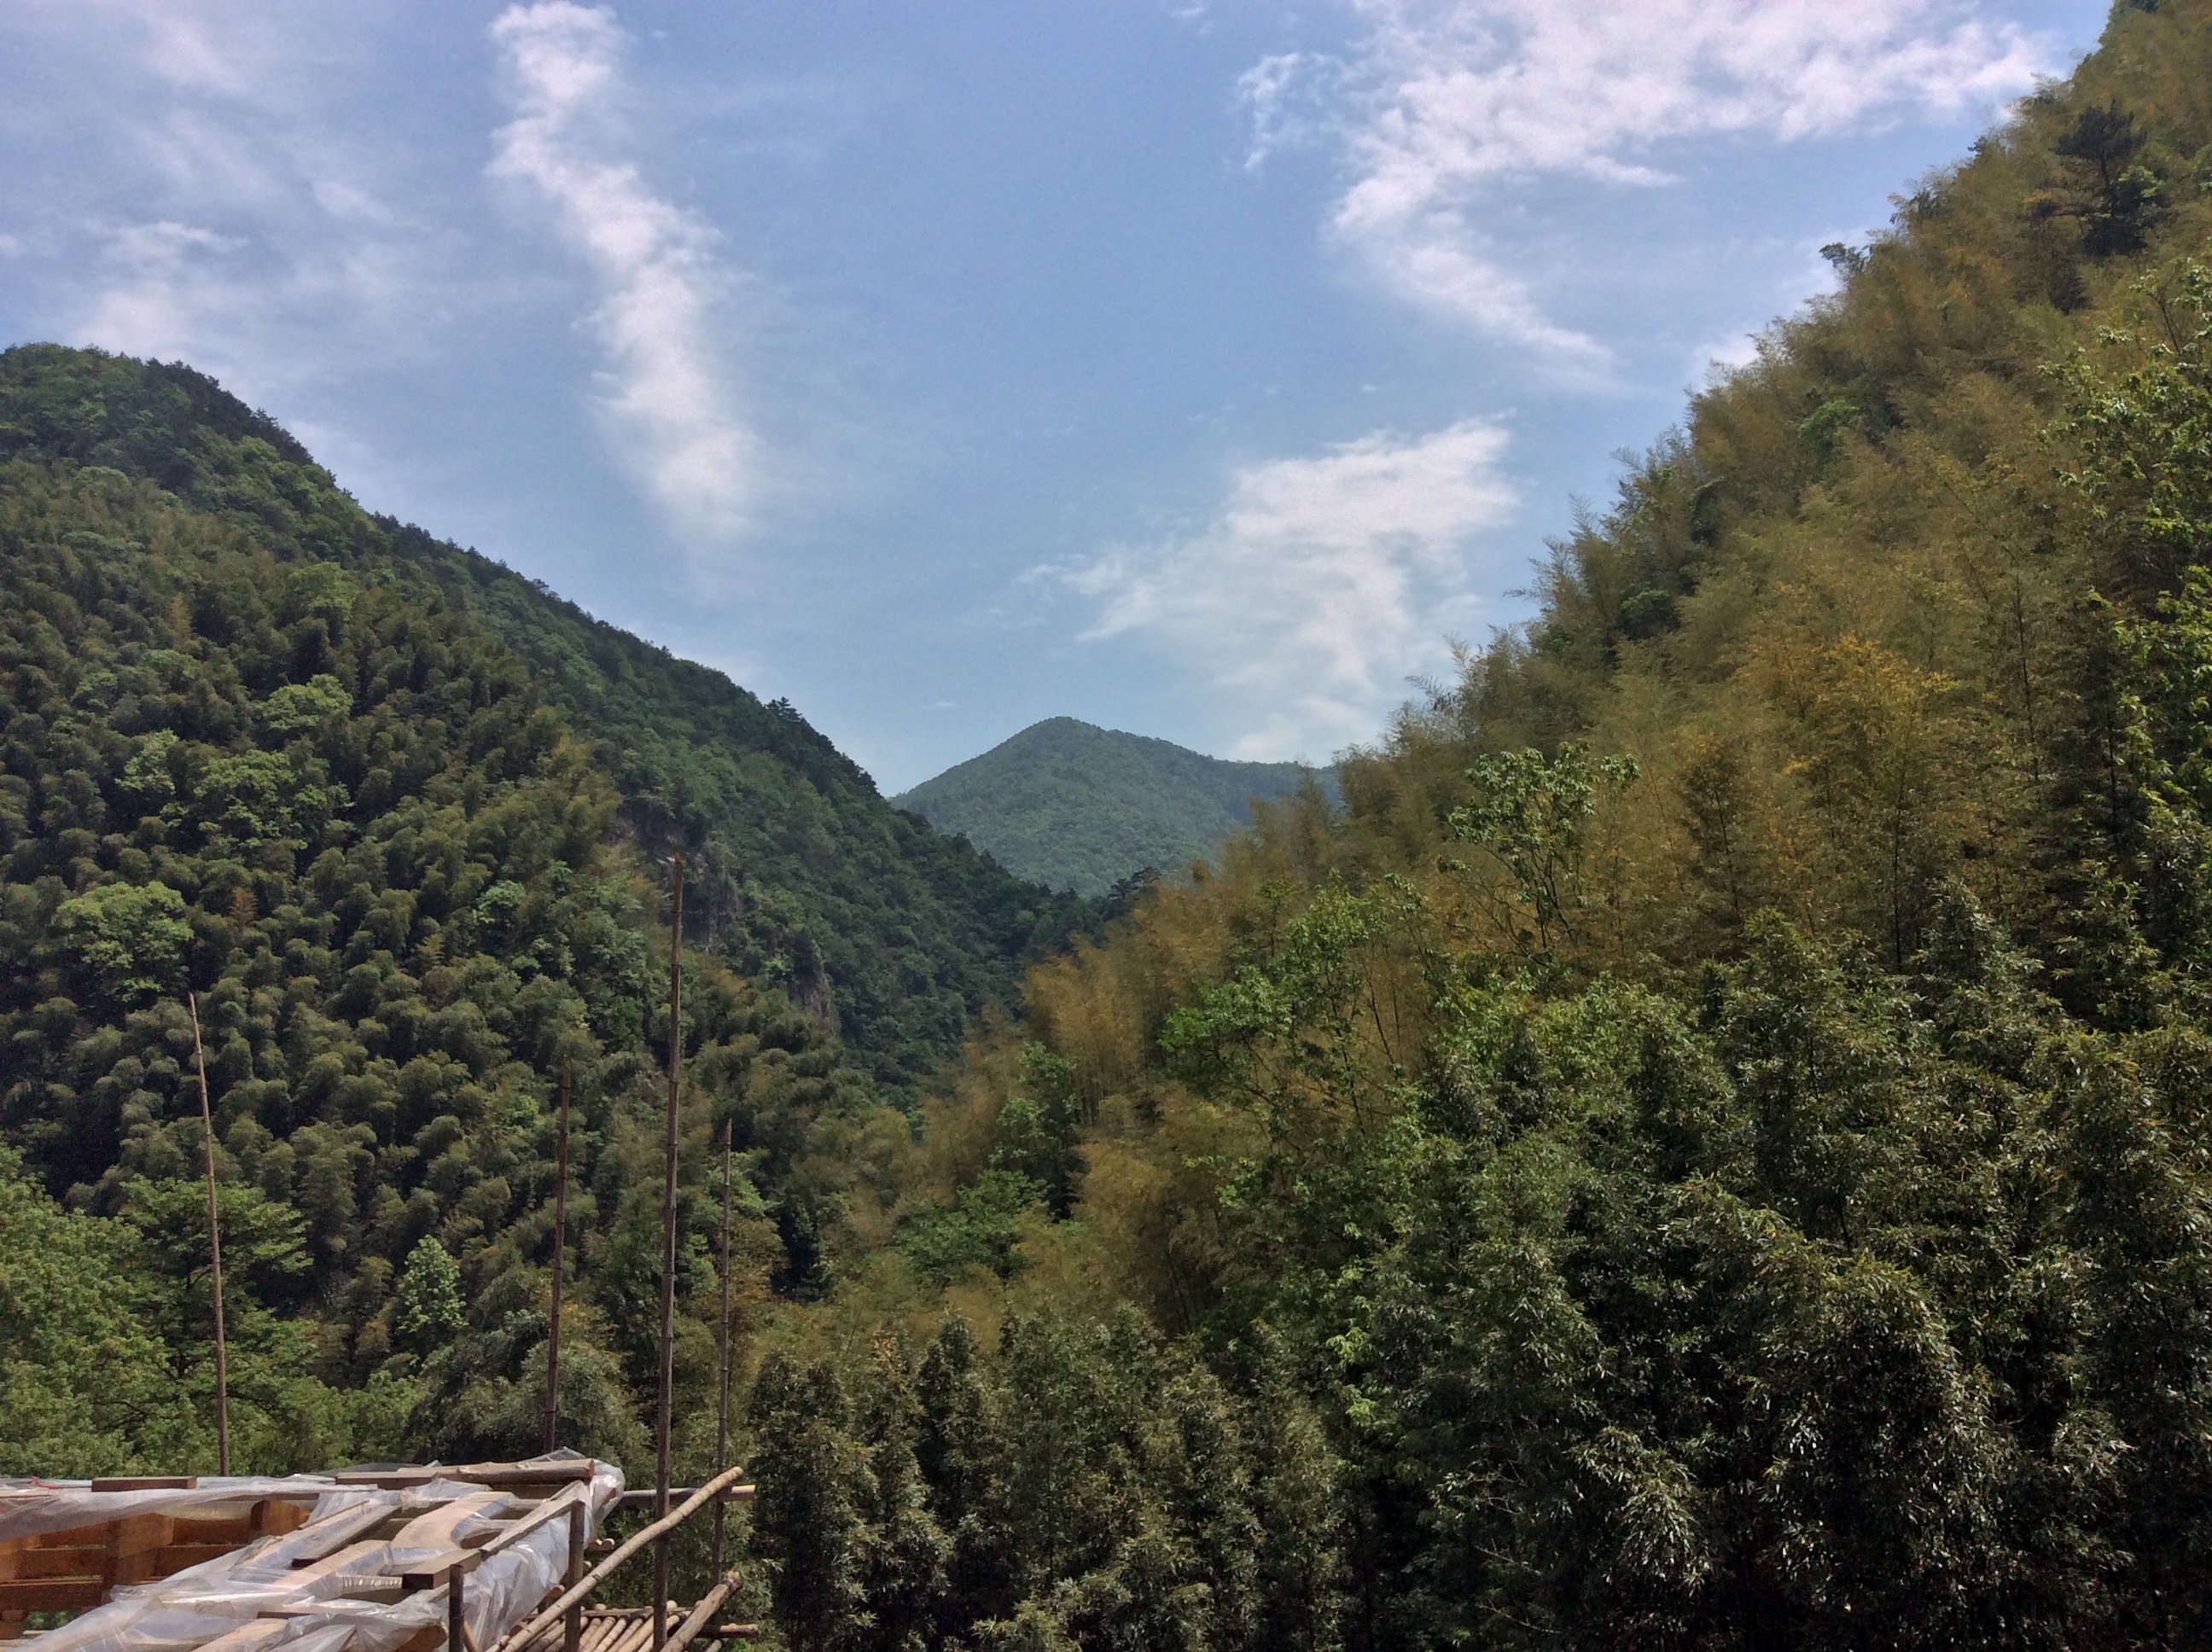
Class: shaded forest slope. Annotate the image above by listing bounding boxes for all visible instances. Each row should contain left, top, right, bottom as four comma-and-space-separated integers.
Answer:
0, 343, 1099, 1093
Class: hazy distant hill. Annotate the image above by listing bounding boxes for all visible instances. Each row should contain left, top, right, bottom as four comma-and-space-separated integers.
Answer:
894, 717, 1333, 894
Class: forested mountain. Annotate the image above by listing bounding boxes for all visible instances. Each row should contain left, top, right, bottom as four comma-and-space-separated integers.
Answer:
727, 5, 2212, 1648
0, 347, 1098, 1093
893, 717, 1331, 894
0, 345, 1095, 1478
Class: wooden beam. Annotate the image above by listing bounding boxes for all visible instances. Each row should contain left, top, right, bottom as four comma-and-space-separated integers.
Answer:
0, 1580, 104, 1613
8, 1546, 104, 1581
285, 1539, 388, 1585
399, 1550, 485, 1592
481, 1484, 591, 1556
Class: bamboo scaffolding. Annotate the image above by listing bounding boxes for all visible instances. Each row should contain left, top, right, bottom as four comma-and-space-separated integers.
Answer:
661, 1571, 742, 1652
494, 1465, 750, 1652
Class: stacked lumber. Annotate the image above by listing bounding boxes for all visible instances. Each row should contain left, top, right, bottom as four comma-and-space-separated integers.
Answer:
0, 1457, 620, 1652
0, 1493, 315, 1626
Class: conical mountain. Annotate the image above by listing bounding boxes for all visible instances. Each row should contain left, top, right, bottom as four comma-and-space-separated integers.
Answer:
895, 716, 1334, 895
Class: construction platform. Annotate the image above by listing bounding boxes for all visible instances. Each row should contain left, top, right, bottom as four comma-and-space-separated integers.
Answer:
0, 1459, 754, 1652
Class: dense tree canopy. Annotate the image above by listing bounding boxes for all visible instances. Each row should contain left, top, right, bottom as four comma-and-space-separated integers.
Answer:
737, 5, 2212, 1647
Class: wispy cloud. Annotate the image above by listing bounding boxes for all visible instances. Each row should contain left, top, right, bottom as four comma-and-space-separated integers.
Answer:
1247, 0, 2052, 358
489, 3, 759, 550
12, 4, 443, 393
1057, 419, 1516, 759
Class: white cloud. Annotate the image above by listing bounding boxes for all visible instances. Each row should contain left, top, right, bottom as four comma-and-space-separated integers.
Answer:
1253, 0, 2052, 356
1060, 419, 1516, 759
489, 3, 759, 550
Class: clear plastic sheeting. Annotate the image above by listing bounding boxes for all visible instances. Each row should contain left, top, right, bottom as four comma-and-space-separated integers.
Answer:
7, 1456, 621, 1652
0, 1483, 381, 1548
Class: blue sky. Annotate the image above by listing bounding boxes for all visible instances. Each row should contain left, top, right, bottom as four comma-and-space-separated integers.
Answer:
0, 1, 2110, 791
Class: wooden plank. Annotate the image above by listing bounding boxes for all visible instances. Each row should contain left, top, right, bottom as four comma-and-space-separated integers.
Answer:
254, 1612, 445, 1652
6, 1549, 102, 1582
481, 1486, 587, 1556
450, 1463, 598, 1487
282, 1504, 399, 1568
164, 1517, 257, 1545
0, 1581, 104, 1614
325, 1576, 407, 1601
391, 1492, 512, 1554
285, 1539, 386, 1586
88, 1479, 195, 1493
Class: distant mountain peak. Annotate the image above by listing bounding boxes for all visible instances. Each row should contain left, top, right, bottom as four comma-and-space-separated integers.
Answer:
894, 718, 1336, 895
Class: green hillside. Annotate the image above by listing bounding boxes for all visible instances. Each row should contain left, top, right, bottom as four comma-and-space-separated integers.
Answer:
0, 346, 1098, 1094
729, 6, 2212, 1649
894, 716, 1332, 893
0, 342, 1095, 1477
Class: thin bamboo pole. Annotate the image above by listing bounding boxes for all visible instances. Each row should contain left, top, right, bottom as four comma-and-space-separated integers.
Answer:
654, 855, 684, 1649
712, 1119, 732, 1576
545, 1062, 571, 1454
563, 1499, 585, 1652
187, 992, 230, 1476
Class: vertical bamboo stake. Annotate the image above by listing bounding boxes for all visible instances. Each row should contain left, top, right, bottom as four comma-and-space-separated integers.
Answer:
562, 1498, 585, 1652
713, 1117, 733, 1576
544, 1062, 571, 1455
653, 854, 684, 1649
188, 991, 230, 1477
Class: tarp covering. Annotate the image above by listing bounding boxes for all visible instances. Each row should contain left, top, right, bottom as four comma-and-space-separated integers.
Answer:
2, 1455, 622, 1652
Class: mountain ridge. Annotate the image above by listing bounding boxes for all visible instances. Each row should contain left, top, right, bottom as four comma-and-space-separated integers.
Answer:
0, 343, 1102, 1091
